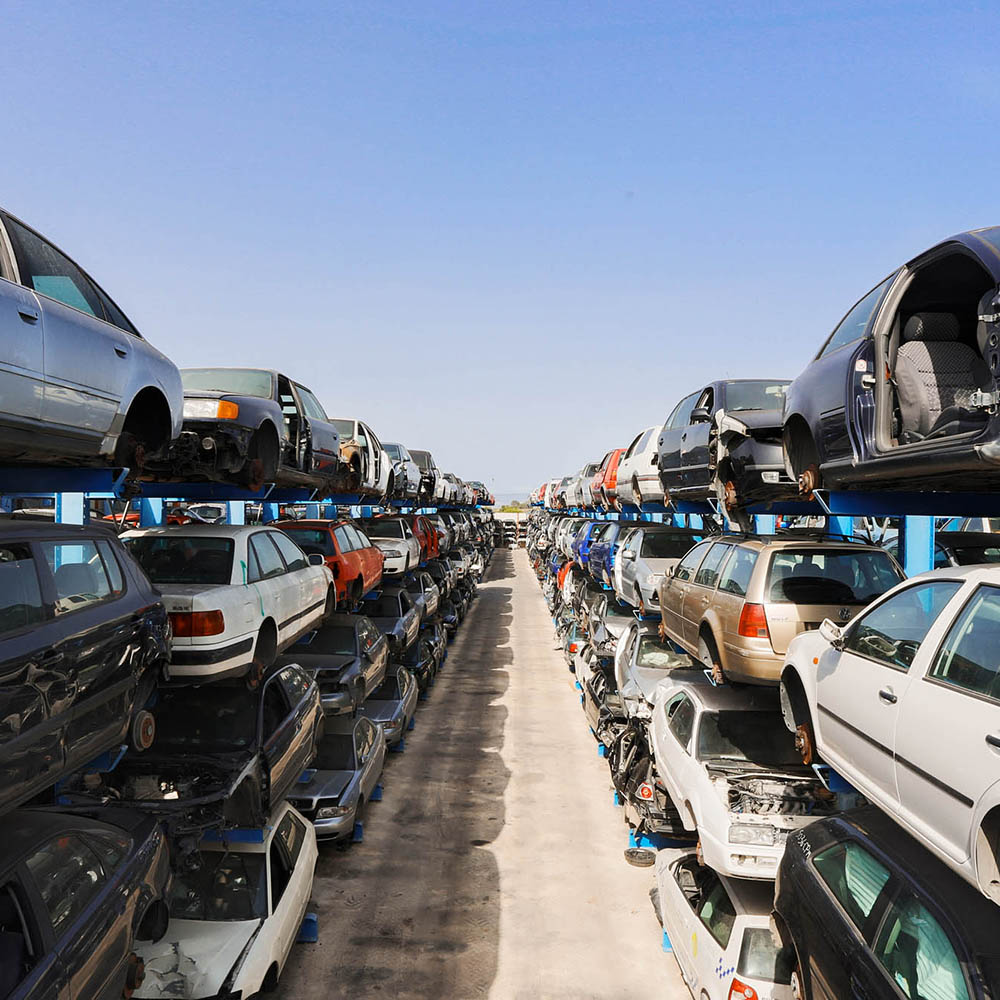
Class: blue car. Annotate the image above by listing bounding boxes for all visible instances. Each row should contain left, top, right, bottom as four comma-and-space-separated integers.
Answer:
587, 522, 624, 585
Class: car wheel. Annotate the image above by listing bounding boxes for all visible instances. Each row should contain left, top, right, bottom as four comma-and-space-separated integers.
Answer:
632, 480, 643, 508
796, 718, 818, 766
137, 900, 169, 943
248, 623, 277, 688
131, 709, 156, 751
113, 430, 145, 473
240, 427, 279, 491
323, 587, 336, 619
790, 967, 806, 1000
697, 634, 725, 685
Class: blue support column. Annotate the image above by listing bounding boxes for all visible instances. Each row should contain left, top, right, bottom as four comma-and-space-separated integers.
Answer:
827, 515, 854, 539
227, 502, 245, 525
262, 502, 280, 523
900, 516, 935, 576
139, 498, 164, 526
305, 502, 320, 519
324, 503, 338, 519
55, 493, 86, 524
754, 514, 776, 535
688, 514, 703, 531
0, 497, 13, 514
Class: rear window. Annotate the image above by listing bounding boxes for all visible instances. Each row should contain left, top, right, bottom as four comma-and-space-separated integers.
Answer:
738, 927, 793, 984
366, 521, 404, 540
361, 594, 401, 618
766, 549, 902, 605
125, 535, 234, 585
181, 368, 272, 398
641, 531, 703, 559
635, 635, 690, 669
0, 543, 46, 635
296, 624, 356, 656
313, 733, 355, 770
332, 419, 354, 439
950, 543, 1000, 565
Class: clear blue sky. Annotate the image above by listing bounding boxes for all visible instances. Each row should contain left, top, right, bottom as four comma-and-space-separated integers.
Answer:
4, 1, 994, 496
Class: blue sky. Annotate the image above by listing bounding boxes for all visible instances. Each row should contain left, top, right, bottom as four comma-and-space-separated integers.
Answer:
4, 1, 994, 495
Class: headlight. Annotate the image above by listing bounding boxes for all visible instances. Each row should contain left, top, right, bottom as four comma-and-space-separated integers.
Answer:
644, 573, 661, 587
183, 398, 239, 420
381, 549, 403, 557
729, 823, 776, 846
317, 804, 352, 819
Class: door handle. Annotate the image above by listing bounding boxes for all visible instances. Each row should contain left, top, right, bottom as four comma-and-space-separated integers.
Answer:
18, 308, 39, 323
114, 347, 128, 358
985, 734, 1000, 750
878, 688, 897, 704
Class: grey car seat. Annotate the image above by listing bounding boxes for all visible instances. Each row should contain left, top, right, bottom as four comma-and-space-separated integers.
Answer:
893, 312, 991, 442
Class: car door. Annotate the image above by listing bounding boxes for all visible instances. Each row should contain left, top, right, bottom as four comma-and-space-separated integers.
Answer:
0, 263, 45, 425
658, 392, 700, 494
261, 670, 310, 809
0, 870, 70, 1000
268, 809, 312, 969
2, 214, 131, 439
656, 692, 697, 824
364, 424, 387, 493
680, 385, 715, 490
292, 383, 340, 480
659, 856, 700, 989
894, 583, 1000, 865
815, 580, 963, 805
691, 869, 738, 995
248, 532, 294, 643
269, 530, 323, 633
681, 542, 732, 650
660, 541, 715, 648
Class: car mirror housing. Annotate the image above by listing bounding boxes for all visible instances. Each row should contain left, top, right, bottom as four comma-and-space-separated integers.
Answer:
690, 406, 711, 423
308, 553, 325, 566
623, 550, 636, 561
819, 618, 845, 648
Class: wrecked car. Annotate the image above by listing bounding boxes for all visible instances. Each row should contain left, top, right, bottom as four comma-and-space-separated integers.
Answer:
404, 570, 441, 622
358, 585, 420, 657
617, 523, 704, 613
657, 379, 797, 526
358, 515, 421, 576
614, 425, 664, 509
0, 523, 167, 817
145, 367, 343, 492
331, 417, 392, 497
0, 809, 171, 1000
382, 441, 421, 498
613, 620, 699, 722
358, 666, 419, 747
62, 665, 323, 835
649, 676, 846, 880
136, 801, 317, 1000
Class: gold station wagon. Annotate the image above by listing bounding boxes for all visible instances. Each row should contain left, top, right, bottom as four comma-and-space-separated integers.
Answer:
657, 533, 904, 684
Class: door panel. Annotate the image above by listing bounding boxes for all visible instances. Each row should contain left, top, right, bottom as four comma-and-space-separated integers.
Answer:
0, 277, 44, 423
680, 421, 712, 490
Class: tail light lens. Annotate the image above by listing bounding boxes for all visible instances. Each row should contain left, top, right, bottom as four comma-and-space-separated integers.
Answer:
737, 603, 769, 639
568, 642, 578, 653
728, 980, 758, 1000
169, 610, 225, 637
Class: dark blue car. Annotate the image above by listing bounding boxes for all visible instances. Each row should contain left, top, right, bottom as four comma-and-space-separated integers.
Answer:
586, 522, 624, 584
571, 520, 608, 570
783, 227, 1000, 495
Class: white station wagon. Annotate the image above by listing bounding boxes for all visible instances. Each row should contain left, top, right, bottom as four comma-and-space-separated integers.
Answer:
780, 565, 1000, 904
124, 523, 334, 681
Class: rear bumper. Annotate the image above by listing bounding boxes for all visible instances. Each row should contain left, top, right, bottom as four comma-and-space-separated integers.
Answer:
167, 636, 255, 679
720, 640, 782, 684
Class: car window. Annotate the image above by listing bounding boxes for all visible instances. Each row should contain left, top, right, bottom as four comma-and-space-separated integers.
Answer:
39, 540, 114, 615
872, 891, 970, 1000
182, 368, 273, 398
269, 838, 292, 913
738, 927, 793, 985
666, 694, 695, 749
672, 541, 714, 583
845, 581, 962, 670
87, 832, 131, 873
633, 428, 653, 454
169, 850, 267, 920
623, 430, 643, 459
270, 531, 308, 572
812, 840, 891, 929
286, 528, 336, 558
641, 531, 702, 559
0, 542, 46, 635
766, 549, 903, 606
819, 275, 893, 358
279, 665, 312, 706
928, 585, 1000, 701
125, 535, 234, 585
295, 385, 328, 420
275, 811, 308, 868
718, 545, 757, 597
694, 543, 731, 588
724, 381, 787, 412
351, 526, 374, 549
249, 533, 286, 580
667, 392, 701, 429
3, 215, 105, 319
262, 680, 291, 740
25, 835, 106, 935
696, 875, 736, 949
96, 540, 125, 593
619, 624, 639, 665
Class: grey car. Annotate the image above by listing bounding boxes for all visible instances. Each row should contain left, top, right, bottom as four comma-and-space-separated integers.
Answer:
287, 715, 386, 841
425, 556, 455, 598
0, 208, 182, 470
618, 524, 704, 613
404, 570, 441, 621
359, 585, 420, 655
358, 666, 419, 746
382, 441, 421, 498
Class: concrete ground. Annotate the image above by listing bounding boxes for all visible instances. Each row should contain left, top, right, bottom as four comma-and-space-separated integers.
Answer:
279, 547, 689, 999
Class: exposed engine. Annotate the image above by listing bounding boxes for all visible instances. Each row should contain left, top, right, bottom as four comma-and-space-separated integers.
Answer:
725, 773, 838, 816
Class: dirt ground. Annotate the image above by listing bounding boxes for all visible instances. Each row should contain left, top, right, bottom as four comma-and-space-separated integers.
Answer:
278, 547, 689, 999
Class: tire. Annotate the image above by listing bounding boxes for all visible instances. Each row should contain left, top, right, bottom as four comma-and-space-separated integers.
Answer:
248, 623, 277, 687
137, 900, 169, 943
261, 963, 279, 994
240, 427, 279, 491
113, 431, 145, 472
697, 633, 725, 685
632, 479, 643, 508
323, 587, 336, 619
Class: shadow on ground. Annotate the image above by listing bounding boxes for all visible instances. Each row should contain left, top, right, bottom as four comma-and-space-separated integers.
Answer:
278, 549, 515, 999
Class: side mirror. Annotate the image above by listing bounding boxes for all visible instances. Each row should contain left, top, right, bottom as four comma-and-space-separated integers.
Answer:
308, 553, 325, 566
819, 618, 845, 649
690, 406, 711, 424
623, 550, 636, 561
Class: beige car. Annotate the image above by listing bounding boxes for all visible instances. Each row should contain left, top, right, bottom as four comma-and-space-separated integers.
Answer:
657, 533, 904, 684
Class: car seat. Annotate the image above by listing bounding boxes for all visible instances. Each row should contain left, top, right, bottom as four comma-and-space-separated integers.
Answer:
893, 312, 991, 442
53, 561, 100, 599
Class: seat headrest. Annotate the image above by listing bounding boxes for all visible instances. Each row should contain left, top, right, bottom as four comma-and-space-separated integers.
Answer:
903, 312, 960, 342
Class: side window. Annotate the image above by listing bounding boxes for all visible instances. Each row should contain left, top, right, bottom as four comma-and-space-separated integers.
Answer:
361, 622, 378, 650
346, 525, 369, 550
96, 540, 125, 594
718, 546, 757, 597
294, 385, 328, 420
673, 541, 714, 583
3, 215, 104, 318
0, 881, 41, 991
275, 811, 307, 868
86, 832, 131, 873
696, 874, 736, 948
25, 836, 106, 935
279, 665, 312, 706
619, 625, 639, 665
633, 429, 653, 454
928, 585, 1000, 701
694, 543, 732, 589
845, 581, 962, 670
666, 694, 695, 749
0, 543, 46, 635
353, 724, 366, 761
812, 840, 891, 930
819, 275, 894, 358
269, 837, 292, 913
270, 531, 308, 572
249, 534, 286, 580
261, 680, 290, 740
39, 540, 113, 615
401, 522, 414, 539
872, 892, 970, 1000
623, 431, 643, 459
333, 526, 353, 553
669, 391, 701, 428
246, 543, 262, 584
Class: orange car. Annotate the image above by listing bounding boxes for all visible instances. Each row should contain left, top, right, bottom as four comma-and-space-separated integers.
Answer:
274, 518, 384, 607
591, 448, 626, 510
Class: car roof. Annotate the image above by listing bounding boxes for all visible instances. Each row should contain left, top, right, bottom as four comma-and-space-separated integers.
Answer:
121, 524, 258, 537
275, 519, 352, 529
715, 533, 887, 552
0, 521, 119, 539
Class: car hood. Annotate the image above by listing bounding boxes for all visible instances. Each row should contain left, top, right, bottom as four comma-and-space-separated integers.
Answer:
290, 769, 355, 802
719, 408, 783, 434
136, 917, 261, 999
368, 616, 404, 636
290, 652, 357, 677
625, 665, 680, 703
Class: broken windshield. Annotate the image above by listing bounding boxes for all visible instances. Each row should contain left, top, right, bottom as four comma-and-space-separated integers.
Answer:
697, 710, 802, 769
153, 688, 257, 753
169, 850, 267, 921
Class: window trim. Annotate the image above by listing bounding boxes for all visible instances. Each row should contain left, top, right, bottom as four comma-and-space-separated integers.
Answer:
815, 273, 896, 360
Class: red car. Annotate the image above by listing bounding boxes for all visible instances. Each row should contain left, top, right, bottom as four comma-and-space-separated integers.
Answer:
406, 514, 440, 561
591, 447, 626, 510
274, 519, 384, 607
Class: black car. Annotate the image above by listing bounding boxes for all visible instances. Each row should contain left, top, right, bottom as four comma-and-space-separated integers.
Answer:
657, 378, 795, 523
773, 806, 1000, 1000
783, 228, 1000, 496
0, 809, 170, 1000
401, 632, 437, 691
62, 664, 323, 832
145, 367, 344, 492
358, 586, 420, 656
0, 523, 168, 817
280, 614, 389, 714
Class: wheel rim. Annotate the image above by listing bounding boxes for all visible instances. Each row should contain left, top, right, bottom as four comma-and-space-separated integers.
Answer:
790, 969, 804, 1000
799, 463, 821, 497
795, 722, 816, 765
723, 479, 738, 510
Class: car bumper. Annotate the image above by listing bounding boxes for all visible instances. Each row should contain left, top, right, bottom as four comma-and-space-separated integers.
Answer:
721, 640, 782, 684
381, 555, 407, 575
167, 636, 255, 679
700, 823, 783, 880
320, 689, 355, 714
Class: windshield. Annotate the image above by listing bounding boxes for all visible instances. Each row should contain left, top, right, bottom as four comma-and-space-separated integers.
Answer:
410, 450, 431, 470
766, 549, 903, 605
181, 368, 272, 398
365, 521, 403, 539
169, 850, 267, 921
725, 381, 788, 412
125, 535, 234, 585
383, 444, 401, 460
312, 733, 356, 770
153, 688, 257, 752
332, 419, 354, 439
278, 527, 333, 557
635, 635, 690, 669
950, 543, 1000, 565
697, 710, 802, 768
297, 624, 357, 656
361, 594, 401, 618
738, 927, 793, 984
641, 531, 702, 559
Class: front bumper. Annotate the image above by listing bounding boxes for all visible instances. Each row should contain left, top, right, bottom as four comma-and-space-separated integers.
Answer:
700, 822, 785, 880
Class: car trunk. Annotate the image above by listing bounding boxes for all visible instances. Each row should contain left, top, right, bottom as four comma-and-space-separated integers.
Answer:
762, 600, 863, 656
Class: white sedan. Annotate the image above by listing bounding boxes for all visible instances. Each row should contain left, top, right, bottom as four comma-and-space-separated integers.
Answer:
780, 565, 1000, 903
654, 847, 793, 1000
123, 524, 334, 680
360, 516, 422, 575
615, 424, 663, 507
136, 802, 317, 1000
649, 675, 840, 880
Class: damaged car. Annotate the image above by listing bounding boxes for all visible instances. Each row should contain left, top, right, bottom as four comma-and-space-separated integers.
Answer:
136, 801, 317, 1000
613, 620, 699, 723
358, 585, 420, 657
649, 676, 846, 880
404, 570, 441, 622
382, 441, 421, 499
331, 417, 393, 498
357, 666, 419, 747
617, 523, 704, 613
145, 367, 343, 492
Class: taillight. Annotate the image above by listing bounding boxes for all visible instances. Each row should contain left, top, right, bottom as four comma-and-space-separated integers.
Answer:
737, 603, 769, 639
169, 610, 225, 637
569, 642, 578, 653
728, 979, 758, 1000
